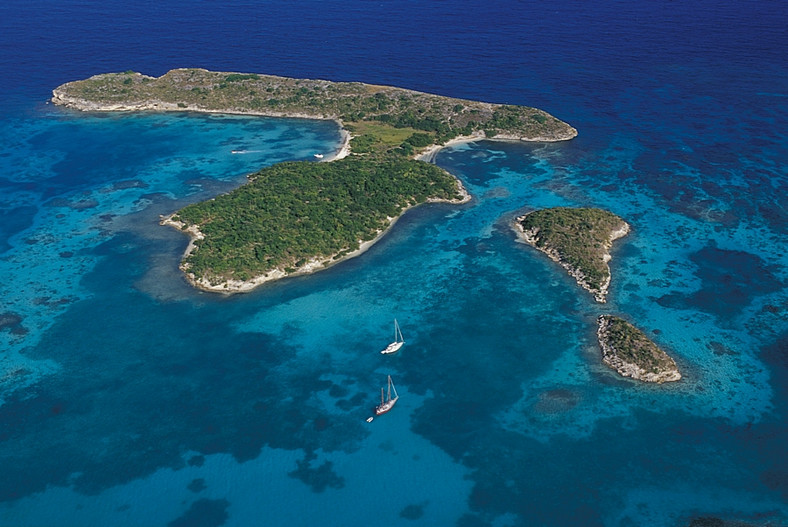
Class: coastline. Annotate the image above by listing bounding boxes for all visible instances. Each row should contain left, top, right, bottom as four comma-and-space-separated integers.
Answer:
53, 88, 358, 161
512, 214, 630, 303
414, 129, 570, 164
50, 95, 570, 164
52, 87, 337, 120
415, 132, 486, 163
321, 128, 351, 162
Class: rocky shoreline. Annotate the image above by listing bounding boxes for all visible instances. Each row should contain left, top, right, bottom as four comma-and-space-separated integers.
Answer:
597, 315, 681, 383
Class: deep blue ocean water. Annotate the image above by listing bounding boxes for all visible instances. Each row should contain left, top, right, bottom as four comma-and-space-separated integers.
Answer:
1, 1, 787, 526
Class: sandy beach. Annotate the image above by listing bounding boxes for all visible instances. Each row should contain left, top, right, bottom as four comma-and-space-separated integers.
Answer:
414, 128, 579, 164
415, 132, 486, 163
320, 128, 351, 162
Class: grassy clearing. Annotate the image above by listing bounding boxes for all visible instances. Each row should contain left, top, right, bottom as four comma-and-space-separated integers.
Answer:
344, 121, 429, 155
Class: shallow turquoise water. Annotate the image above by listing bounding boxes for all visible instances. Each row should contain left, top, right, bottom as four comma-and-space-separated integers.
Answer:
1, 110, 785, 526
1, 0, 787, 525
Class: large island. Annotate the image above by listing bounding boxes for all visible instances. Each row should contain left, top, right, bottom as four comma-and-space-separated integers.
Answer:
52, 68, 577, 143
52, 68, 577, 292
162, 158, 468, 291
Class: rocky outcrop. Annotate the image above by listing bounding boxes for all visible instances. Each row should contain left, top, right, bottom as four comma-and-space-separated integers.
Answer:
597, 315, 681, 383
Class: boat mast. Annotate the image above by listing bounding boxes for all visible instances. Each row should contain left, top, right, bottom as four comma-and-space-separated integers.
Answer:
386, 375, 392, 401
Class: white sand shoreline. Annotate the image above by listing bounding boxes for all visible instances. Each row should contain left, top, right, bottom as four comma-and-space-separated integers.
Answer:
321, 128, 351, 162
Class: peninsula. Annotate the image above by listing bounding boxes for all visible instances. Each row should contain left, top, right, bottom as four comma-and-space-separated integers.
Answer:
52, 68, 577, 292
514, 207, 629, 303
597, 315, 681, 383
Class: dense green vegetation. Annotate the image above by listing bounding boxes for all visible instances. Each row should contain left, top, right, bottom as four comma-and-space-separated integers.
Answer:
518, 207, 627, 292
173, 158, 463, 284
599, 316, 677, 374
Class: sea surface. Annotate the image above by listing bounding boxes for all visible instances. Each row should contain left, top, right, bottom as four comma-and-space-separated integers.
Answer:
1, 1, 787, 526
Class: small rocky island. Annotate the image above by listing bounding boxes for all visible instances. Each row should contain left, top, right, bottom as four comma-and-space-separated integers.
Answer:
514, 207, 630, 303
597, 315, 681, 383
52, 68, 577, 292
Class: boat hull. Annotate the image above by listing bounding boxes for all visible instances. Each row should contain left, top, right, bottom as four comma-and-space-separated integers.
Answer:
380, 341, 404, 354
374, 397, 398, 415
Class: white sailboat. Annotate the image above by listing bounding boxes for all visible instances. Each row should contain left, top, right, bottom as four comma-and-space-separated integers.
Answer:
374, 375, 399, 415
380, 318, 404, 354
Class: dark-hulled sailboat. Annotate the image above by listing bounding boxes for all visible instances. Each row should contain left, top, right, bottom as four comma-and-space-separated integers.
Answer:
374, 375, 399, 415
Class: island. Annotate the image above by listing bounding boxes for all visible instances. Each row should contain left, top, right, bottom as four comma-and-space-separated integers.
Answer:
513, 207, 630, 303
51, 68, 577, 143
596, 315, 681, 383
162, 158, 468, 291
52, 68, 577, 292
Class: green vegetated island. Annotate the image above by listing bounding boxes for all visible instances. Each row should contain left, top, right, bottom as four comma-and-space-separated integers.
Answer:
514, 207, 630, 303
513, 207, 681, 382
597, 315, 681, 383
52, 69, 680, 383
